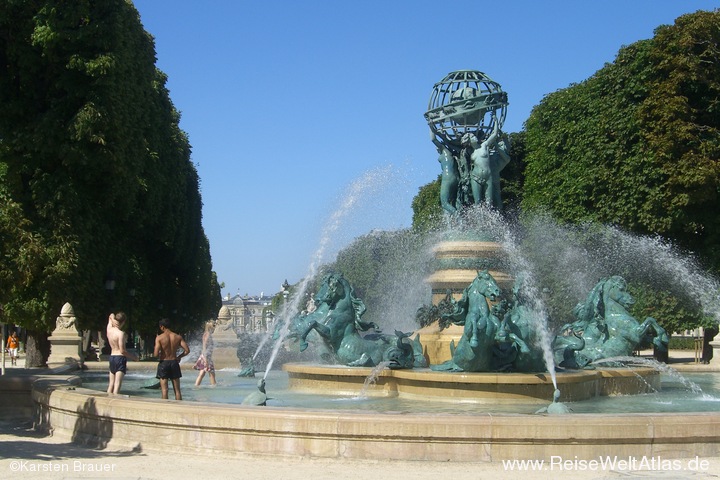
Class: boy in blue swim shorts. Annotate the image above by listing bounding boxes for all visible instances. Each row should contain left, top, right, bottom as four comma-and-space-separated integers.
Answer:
107, 312, 138, 394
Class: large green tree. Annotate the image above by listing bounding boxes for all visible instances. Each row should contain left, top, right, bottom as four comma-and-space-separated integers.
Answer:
523, 9, 720, 270
520, 9, 720, 333
0, 0, 220, 364
410, 176, 442, 234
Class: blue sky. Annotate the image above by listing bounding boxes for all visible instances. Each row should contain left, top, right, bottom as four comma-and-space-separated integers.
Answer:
132, 0, 716, 298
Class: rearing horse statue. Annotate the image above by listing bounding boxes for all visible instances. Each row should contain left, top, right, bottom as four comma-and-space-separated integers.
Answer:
287, 273, 424, 369
431, 270, 507, 372
553, 276, 669, 368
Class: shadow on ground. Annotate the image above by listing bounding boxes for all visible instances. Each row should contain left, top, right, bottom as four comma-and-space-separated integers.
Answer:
0, 419, 142, 461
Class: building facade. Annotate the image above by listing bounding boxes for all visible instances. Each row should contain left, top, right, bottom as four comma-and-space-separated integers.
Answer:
221, 293, 275, 334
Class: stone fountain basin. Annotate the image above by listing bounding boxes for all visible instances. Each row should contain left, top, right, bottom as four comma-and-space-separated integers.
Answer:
27, 372, 720, 462
15, 364, 719, 462
283, 363, 660, 403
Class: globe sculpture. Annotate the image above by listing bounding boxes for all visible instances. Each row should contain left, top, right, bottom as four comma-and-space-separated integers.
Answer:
425, 70, 508, 149
424, 70, 510, 213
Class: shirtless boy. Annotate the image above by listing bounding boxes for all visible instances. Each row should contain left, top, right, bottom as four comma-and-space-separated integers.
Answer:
107, 312, 138, 394
154, 318, 190, 400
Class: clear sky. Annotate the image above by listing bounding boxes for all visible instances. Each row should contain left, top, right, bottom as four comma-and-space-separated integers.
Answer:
131, 0, 716, 298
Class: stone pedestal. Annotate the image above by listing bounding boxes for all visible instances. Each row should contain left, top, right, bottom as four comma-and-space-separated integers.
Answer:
212, 306, 239, 369
415, 323, 463, 364
710, 338, 720, 366
425, 240, 512, 303
283, 363, 660, 403
47, 302, 83, 366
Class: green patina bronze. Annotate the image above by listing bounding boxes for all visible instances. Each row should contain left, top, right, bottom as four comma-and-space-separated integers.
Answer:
553, 276, 669, 369
495, 276, 547, 372
427, 270, 538, 372
279, 272, 668, 373
416, 272, 669, 373
241, 378, 267, 406
283, 273, 425, 369
237, 360, 256, 378
431, 270, 512, 372
425, 70, 511, 214
535, 389, 573, 415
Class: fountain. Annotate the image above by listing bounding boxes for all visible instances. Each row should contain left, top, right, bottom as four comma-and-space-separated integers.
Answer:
26, 70, 720, 463
280, 268, 663, 404
32, 199, 720, 461
278, 70, 665, 403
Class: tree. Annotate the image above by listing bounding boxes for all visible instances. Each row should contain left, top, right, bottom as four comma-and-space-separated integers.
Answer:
411, 176, 442, 233
523, 9, 720, 271
628, 283, 707, 336
521, 10, 720, 333
0, 0, 219, 364
500, 131, 527, 216
641, 10, 720, 268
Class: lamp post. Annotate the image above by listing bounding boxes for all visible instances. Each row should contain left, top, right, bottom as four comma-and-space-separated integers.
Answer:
103, 272, 116, 356
127, 288, 136, 350
265, 311, 275, 333
104, 273, 116, 309
281, 279, 290, 317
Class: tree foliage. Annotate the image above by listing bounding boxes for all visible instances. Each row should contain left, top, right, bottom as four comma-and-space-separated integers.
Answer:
0, 0, 220, 361
519, 10, 720, 333
628, 283, 708, 335
411, 176, 442, 233
523, 9, 720, 271
500, 131, 527, 215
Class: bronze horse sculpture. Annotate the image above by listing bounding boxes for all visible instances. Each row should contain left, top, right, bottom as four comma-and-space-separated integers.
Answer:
431, 270, 524, 372
494, 276, 546, 372
285, 273, 424, 369
553, 276, 669, 369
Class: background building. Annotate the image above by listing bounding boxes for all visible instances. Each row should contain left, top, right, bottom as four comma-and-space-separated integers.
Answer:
221, 293, 275, 333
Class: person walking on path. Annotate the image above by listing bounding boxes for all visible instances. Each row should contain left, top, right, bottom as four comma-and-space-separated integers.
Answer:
154, 318, 190, 400
6, 331, 19, 366
106, 312, 139, 394
194, 321, 217, 387
702, 325, 718, 364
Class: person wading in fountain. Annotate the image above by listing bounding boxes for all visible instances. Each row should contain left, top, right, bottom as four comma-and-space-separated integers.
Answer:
107, 312, 138, 394
194, 321, 217, 386
154, 318, 190, 400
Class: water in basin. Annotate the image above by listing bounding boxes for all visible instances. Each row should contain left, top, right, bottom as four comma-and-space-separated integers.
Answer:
78, 368, 720, 415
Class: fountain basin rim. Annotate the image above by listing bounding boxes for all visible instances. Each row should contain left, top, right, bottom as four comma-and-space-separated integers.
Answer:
432, 240, 506, 255
283, 362, 660, 403
283, 362, 654, 384
31, 383, 716, 419
30, 378, 720, 462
